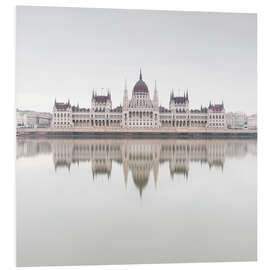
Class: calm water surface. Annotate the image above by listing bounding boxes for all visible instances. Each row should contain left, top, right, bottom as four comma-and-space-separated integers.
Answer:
16, 138, 257, 266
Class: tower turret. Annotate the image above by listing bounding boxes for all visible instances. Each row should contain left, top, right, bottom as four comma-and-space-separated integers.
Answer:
153, 80, 159, 109
123, 79, 129, 110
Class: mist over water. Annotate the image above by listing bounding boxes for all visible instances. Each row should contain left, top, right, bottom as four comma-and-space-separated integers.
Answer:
16, 138, 257, 266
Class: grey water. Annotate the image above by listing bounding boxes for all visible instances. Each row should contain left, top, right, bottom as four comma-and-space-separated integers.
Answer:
16, 138, 257, 266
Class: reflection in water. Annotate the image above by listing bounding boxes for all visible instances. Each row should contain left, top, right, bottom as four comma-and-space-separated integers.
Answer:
16, 138, 257, 266
17, 139, 257, 196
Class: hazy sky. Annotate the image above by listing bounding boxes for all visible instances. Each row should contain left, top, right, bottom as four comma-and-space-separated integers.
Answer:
16, 6, 257, 114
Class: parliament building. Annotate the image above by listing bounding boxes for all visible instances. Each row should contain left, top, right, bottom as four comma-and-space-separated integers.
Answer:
52, 70, 226, 129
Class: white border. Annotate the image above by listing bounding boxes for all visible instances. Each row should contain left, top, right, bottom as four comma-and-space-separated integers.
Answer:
1, 1, 269, 269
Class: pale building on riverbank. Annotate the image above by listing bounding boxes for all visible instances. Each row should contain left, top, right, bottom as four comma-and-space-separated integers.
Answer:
247, 114, 257, 130
16, 109, 52, 128
226, 112, 247, 129
52, 70, 226, 130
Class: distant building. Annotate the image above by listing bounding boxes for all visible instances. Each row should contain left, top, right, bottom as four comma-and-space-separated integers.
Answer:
226, 112, 247, 129
52, 70, 226, 129
16, 109, 52, 128
16, 110, 24, 127
247, 114, 257, 130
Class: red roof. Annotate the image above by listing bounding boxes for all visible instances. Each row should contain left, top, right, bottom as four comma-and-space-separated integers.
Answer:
171, 96, 188, 104
72, 106, 90, 112
133, 80, 148, 93
93, 95, 111, 103
209, 104, 224, 112
55, 102, 70, 110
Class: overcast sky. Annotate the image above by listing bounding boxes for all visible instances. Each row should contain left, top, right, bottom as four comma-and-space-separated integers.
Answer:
16, 6, 257, 114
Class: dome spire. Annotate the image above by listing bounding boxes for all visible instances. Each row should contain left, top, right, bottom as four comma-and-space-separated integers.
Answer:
153, 80, 159, 109
133, 70, 148, 93
123, 79, 129, 110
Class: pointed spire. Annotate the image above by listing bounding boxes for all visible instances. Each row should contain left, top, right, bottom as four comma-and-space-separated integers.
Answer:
186, 90, 189, 100
153, 80, 159, 108
170, 89, 174, 101
139, 68, 142, 80
123, 78, 129, 110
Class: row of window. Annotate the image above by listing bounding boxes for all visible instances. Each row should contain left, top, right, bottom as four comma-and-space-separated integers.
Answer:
129, 111, 154, 116
54, 113, 70, 117
190, 116, 208, 119
129, 122, 154, 126
54, 112, 224, 120
54, 122, 70, 125
209, 115, 224, 119
209, 123, 224, 127
174, 109, 187, 113
71, 114, 121, 118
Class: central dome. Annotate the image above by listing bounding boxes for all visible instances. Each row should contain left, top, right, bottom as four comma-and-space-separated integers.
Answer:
133, 69, 148, 93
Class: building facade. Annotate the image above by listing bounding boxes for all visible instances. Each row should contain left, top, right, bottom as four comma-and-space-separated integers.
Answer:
17, 109, 52, 128
52, 70, 226, 129
226, 112, 248, 129
247, 114, 257, 130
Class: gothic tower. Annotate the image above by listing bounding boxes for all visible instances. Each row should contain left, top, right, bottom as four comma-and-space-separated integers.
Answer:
153, 80, 159, 109
153, 80, 161, 128
123, 79, 129, 110
122, 80, 129, 127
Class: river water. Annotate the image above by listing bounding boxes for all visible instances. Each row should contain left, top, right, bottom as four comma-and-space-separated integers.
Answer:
16, 138, 257, 266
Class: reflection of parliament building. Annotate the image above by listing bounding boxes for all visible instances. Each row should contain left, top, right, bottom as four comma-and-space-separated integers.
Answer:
52, 70, 226, 129
17, 139, 256, 196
